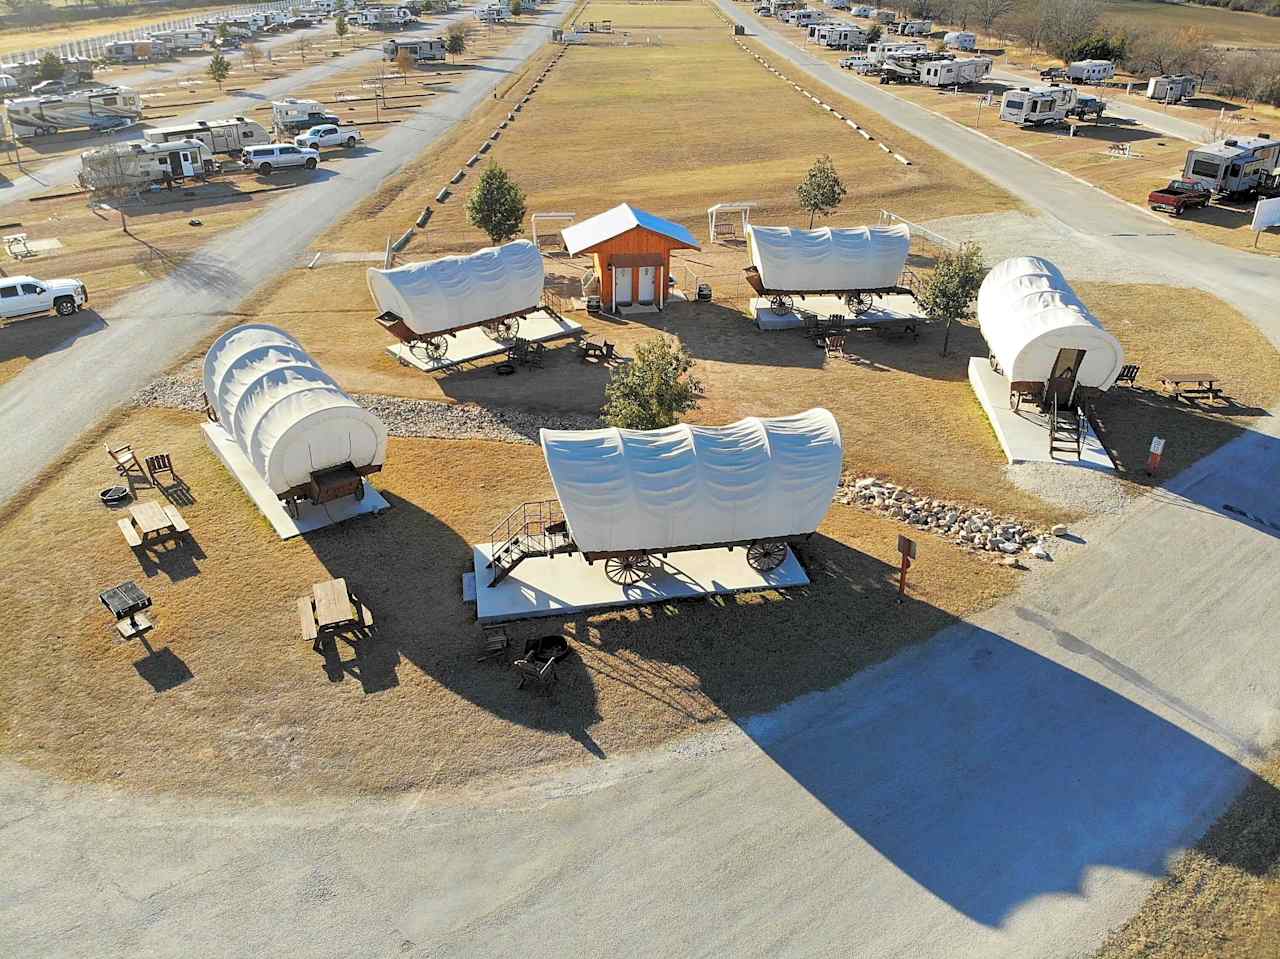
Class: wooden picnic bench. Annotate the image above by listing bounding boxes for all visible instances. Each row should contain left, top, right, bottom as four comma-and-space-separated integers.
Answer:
118, 501, 188, 547
1159, 372, 1222, 402
298, 577, 373, 643
577, 338, 616, 364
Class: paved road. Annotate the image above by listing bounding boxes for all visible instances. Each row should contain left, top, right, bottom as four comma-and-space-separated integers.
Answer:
0, 5, 566, 505
0, 20, 446, 204
1, 6, 1278, 958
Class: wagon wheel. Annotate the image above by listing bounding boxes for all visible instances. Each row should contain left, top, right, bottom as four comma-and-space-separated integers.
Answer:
844, 292, 873, 316
604, 553, 651, 586
747, 539, 788, 572
482, 316, 520, 341
354, 478, 366, 501
769, 294, 794, 316
409, 335, 448, 362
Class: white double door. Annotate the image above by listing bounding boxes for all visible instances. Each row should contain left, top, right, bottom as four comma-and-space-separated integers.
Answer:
614, 265, 658, 308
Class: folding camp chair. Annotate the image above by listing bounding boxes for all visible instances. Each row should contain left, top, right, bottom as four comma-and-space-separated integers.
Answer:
106, 443, 144, 479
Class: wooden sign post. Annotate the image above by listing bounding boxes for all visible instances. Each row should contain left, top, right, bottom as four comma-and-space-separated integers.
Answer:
897, 534, 916, 604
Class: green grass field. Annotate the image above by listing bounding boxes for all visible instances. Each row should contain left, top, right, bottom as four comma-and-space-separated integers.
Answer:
1103, 0, 1280, 47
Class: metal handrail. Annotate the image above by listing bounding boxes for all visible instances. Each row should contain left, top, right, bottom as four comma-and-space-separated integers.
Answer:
488, 499, 564, 583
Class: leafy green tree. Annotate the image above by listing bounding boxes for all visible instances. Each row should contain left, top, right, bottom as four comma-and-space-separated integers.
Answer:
866, 25, 882, 45
335, 12, 349, 45
796, 154, 847, 229
602, 337, 702, 431
446, 21, 467, 60
207, 52, 230, 92
37, 51, 63, 81
466, 163, 526, 244
919, 242, 986, 357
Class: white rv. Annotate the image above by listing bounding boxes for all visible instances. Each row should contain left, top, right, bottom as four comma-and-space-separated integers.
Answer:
144, 117, 270, 155
272, 98, 340, 135
383, 37, 446, 62
79, 138, 215, 191
999, 85, 1078, 126
866, 40, 927, 64
5, 86, 142, 137
359, 5, 413, 27
920, 56, 992, 87
102, 39, 172, 62
1146, 75, 1198, 102
792, 9, 823, 26
894, 19, 931, 36
1066, 59, 1114, 83
148, 29, 212, 51
820, 24, 867, 49
1182, 135, 1280, 197
944, 30, 976, 51
849, 4, 873, 15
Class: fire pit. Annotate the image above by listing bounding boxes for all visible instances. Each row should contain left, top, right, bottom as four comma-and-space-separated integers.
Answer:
99, 485, 131, 506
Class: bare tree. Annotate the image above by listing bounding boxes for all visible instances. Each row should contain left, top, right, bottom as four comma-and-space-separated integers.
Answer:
965, 0, 1016, 34
242, 40, 262, 73
1039, 0, 1102, 62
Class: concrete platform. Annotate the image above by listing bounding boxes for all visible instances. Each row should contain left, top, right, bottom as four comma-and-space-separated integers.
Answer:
201, 422, 390, 540
968, 357, 1115, 470
467, 542, 810, 623
386, 310, 583, 373
751, 293, 920, 331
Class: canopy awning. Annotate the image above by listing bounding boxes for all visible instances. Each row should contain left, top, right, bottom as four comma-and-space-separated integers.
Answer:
540, 408, 843, 555
746, 223, 910, 292
366, 239, 544, 337
977, 256, 1125, 388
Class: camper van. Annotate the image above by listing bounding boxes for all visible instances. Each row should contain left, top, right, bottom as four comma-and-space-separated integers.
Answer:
1066, 59, 1114, 83
79, 138, 215, 191
383, 37, 446, 62
894, 19, 931, 36
102, 39, 172, 62
5, 86, 142, 137
920, 56, 992, 87
944, 30, 976, 51
1182, 135, 1280, 197
144, 117, 270, 156
999, 85, 1078, 127
1147, 74, 1197, 103
271, 98, 340, 135
148, 29, 212, 52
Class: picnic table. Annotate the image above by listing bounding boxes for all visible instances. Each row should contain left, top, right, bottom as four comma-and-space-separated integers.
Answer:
118, 500, 189, 547
297, 577, 374, 643
99, 580, 153, 638
1159, 372, 1222, 402
577, 337, 616, 364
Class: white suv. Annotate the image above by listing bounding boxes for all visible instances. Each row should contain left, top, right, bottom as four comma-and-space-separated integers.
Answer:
294, 124, 364, 151
241, 143, 320, 175
0, 275, 87, 321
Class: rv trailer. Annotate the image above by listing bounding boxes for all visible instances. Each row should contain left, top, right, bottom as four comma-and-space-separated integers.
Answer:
999, 85, 1078, 127
944, 30, 976, 51
144, 117, 270, 155
383, 37, 447, 62
5, 86, 142, 137
1182, 135, 1280, 198
79, 138, 215, 192
1146, 75, 1198, 103
920, 56, 992, 88
1066, 59, 1115, 83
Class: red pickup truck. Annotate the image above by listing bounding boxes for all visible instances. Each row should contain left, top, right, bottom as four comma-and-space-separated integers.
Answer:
1147, 179, 1211, 216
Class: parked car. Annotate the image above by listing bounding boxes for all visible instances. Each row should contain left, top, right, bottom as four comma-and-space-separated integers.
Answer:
31, 79, 72, 95
1039, 66, 1065, 82
293, 123, 363, 150
1147, 178, 1211, 216
0, 274, 87, 320
241, 143, 319, 174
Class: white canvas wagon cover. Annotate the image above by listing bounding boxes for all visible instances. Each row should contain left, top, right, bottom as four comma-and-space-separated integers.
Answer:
203, 324, 388, 494
539, 408, 843, 555
746, 223, 910, 292
366, 238, 544, 337
978, 256, 1125, 389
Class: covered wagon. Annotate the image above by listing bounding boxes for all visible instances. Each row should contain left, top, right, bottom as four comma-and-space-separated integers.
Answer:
486, 409, 844, 586
978, 256, 1124, 412
203, 324, 388, 515
367, 239, 555, 363
744, 223, 915, 315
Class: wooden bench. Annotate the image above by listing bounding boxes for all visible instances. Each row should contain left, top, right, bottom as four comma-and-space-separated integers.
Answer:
163, 504, 189, 533
117, 517, 143, 548
297, 596, 319, 642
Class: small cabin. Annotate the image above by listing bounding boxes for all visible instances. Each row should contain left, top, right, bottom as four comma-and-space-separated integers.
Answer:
562, 204, 700, 312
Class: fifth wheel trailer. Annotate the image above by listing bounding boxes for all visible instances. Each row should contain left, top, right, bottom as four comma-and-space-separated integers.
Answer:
144, 117, 270, 156
1147, 74, 1198, 102
1182, 135, 1280, 198
999, 85, 1078, 127
383, 37, 446, 62
920, 57, 992, 87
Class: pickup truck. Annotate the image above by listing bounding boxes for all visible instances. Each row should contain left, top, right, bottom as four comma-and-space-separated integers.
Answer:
293, 123, 364, 150
0, 274, 88, 320
1068, 93, 1107, 120
1148, 179, 1211, 216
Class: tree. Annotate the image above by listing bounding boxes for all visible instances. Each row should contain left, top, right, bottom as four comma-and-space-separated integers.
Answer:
207, 52, 230, 92
601, 337, 701, 431
966, 0, 1015, 34
296, 35, 311, 61
335, 12, 349, 47
919, 242, 985, 356
866, 24, 882, 45
466, 163, 526, 244
430, 0, 448, 12
216, 21, 229, 42
37, 51, 63, 81
446, 21, 467, 61
242, 40, 262, 73
796, 155, 847, 229
510, 0, 522, 14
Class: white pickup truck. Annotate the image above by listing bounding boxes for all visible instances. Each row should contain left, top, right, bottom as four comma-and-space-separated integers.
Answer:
293, 123, 364, 151
0, 274, 87, 320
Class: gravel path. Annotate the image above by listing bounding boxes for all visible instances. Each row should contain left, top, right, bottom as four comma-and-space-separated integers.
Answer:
1005, 462, 1135, 515
131, 374, 601, 444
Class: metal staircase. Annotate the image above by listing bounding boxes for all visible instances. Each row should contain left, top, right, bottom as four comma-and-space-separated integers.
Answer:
1049, 393, 1083, 459
486, 500, 573, 586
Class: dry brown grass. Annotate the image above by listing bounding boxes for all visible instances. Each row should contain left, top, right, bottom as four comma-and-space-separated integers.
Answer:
0, 4, 237, 59
1095, 753, 1280, 959
0, 405, 1014, 796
